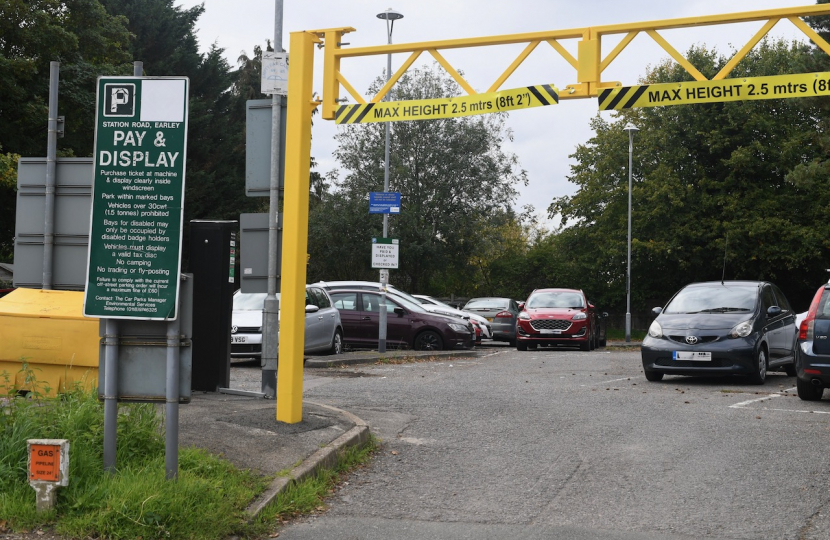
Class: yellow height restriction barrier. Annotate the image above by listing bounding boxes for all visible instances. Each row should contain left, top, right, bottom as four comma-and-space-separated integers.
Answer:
278, 5, 830, 423
599, 71, 830, 110
335, 84, 559, 124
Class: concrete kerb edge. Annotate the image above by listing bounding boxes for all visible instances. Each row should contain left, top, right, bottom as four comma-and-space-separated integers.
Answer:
244, 401, 370, 519
305, 348, 482, 368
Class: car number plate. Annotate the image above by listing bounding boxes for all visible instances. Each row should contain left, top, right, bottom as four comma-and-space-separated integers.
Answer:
231, 336, 248, 344
673, 351, 711, 361
540, 329, 561, 334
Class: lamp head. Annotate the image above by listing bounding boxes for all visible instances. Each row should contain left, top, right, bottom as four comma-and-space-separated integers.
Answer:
377, 8, 404, 20
624, 123, 639, 134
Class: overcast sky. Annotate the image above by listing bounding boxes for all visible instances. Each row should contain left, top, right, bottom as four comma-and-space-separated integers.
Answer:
175, 0, 815, 227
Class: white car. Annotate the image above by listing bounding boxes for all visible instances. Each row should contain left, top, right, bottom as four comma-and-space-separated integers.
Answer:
413, 294, 493, 340
231, 285, 344, 359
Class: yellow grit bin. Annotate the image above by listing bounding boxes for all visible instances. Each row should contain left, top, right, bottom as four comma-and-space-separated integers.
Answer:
0, 288, 98, 396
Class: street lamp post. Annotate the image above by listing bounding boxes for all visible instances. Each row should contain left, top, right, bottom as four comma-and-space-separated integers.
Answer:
376, 8, 403, 354
624, 123, 638, 343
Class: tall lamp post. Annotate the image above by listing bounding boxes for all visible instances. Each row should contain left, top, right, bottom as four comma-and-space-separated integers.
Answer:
376, 8, 403, 354
624, 123, 638, 343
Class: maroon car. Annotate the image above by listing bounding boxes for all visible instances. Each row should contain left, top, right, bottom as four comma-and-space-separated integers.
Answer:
516, 288, 606, 351
328, 289, 474, 351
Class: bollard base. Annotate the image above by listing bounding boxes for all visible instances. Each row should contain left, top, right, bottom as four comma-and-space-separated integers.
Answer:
30, 482, 59, 512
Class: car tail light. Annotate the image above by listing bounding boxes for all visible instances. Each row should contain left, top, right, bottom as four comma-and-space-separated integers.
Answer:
805, 368, 822, 375
495, 311, 513, 318
800, 286, 826, 340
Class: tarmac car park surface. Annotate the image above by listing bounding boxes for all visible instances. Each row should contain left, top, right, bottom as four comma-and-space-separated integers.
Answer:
274, 341, 830, 540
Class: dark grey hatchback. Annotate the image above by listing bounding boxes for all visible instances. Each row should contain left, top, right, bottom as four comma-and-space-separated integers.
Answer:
794, 280, 830, 400
641, 281, 797, 384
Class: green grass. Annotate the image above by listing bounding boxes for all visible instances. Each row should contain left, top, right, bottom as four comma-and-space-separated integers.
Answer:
605, 328, 647, 341
0, 363, 378, 540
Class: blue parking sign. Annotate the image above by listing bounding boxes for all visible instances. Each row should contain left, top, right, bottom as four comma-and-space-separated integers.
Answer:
369, 192, 401, 214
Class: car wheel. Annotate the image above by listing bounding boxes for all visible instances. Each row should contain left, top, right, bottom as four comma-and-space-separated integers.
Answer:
516, 341, 527, 351
748, 347, 768, 385
328, 329, 343, 355
783, 363, 797, 377
796, 377, 824, 401
644, 370, 664, 382
414, 330, 443, 351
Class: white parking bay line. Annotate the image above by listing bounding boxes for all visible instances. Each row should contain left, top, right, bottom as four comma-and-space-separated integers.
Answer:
581, 376, 639, 387
729, 388, 795, 409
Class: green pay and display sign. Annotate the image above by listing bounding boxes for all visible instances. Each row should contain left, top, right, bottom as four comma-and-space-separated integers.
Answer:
84, 77, 189, 320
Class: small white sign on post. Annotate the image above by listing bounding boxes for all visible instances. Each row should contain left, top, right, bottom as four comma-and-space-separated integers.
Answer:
372, 238, 399, 269
261, 52, 288, 96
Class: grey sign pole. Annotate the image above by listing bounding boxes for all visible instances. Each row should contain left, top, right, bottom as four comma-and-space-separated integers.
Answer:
165, 314, 181, 479
102, 61, 146, 473
102, 317, 118, 472
43, 61, 60, 290
261, 0, 284, 399
376, 9, 403, 353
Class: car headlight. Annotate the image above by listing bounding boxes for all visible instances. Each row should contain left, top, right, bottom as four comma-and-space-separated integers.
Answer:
730, 320, 754, 338
449, 323, 469, 333
648, 321, 662, 338
518, 312, 530, 320
572, 312, 587, 320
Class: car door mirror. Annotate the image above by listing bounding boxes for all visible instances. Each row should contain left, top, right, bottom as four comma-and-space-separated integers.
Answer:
652, 307, 663, 316
767, 305, 782, 317
305, 304, 319, 313
517, 302, 525, 311
394, 306, 405, 315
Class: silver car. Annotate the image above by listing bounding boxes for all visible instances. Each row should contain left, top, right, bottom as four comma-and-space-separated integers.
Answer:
463, 297, 520, 344
230, 285, 344, 358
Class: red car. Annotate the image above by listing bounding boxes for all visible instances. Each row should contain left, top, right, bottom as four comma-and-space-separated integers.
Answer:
515, 288, 606, 351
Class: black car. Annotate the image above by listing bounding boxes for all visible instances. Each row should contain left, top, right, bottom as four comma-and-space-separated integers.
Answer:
641, 281, 796, 384
794, 280, 830, 400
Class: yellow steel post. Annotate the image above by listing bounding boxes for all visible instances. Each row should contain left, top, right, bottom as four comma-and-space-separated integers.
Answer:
277, 30, 318, 423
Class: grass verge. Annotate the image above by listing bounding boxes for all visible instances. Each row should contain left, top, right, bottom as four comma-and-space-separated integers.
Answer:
0, 363, 377, 540
252, 435, 378, 533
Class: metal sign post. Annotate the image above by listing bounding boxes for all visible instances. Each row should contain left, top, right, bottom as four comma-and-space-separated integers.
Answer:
84, 75, 189, 475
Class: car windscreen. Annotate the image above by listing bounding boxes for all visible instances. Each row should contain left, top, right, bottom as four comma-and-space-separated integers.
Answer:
233, 292, 267, 310
464, 298, 508, 310
527, 292, 584, 309
387, 291, 429, 313
385, 287, 428, 308
663, 284, 757, 314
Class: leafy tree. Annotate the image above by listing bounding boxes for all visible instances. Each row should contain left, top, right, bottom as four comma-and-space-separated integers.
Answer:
0, 0, 133, 157
551, 40, 826, 313
317, 64, 527, 293
0, 147, 19, 262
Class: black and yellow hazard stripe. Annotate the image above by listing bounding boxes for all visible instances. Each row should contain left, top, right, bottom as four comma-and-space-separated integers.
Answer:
335, 103, 376, 125
335, 84, 559, 124
597, 85, 649, 111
